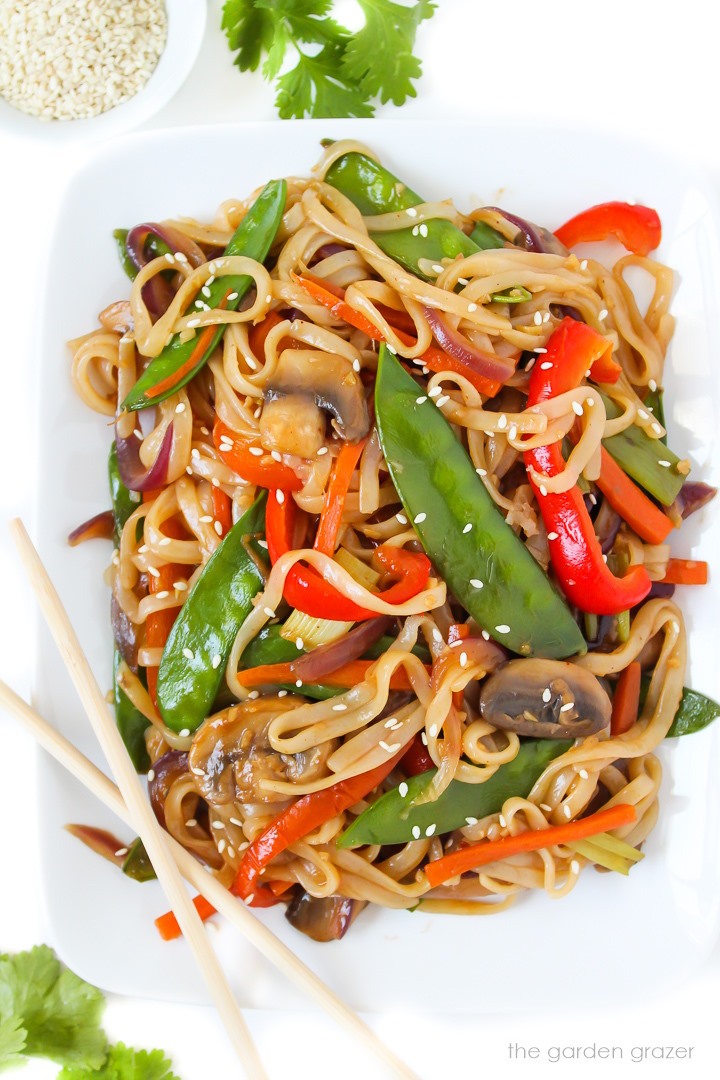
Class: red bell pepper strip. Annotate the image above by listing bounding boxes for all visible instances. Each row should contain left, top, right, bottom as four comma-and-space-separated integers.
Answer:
232, 750, 405, 906
610, 661, 642, 736
213, 419, 303, 491
237, 657, 431, 691
265, 488, 431, 621
400, 734, 435, 777
211, 487, 233, 539
554, 202, 662, 257
293, 272, 507, 398
313, 438, 368, 556
595, 447, 674, 545
661, 558, 708, 586
587, 350, 622, 385
424, 803, 637, 888
524, 317, 651, 615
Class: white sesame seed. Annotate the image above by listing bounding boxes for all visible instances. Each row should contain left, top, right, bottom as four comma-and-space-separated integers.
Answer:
429, 724, 438, 737
542, 688, 552, 703
499, 815, 507, 828
412, 825, 421, 839
432, 264, 444, 274
199, 514, 213, 523
658, 459, 671, 467
495, 624, 511, 634
214, 520, 223, 536
540, 361, 553, 370
278, 690, 288, 697
563, 804, 572, 818
230, 818, 243, 828
436, 395, 450, 407
211, 654, 222, 669
264, 607, 276, 618
399, 782, 409, 798
115, 847, 128, 858
432, 628, 443, 642
533, 312, 543, 326
156, 590, 169, 599
651, 423, 663, 435
380, 740, 400, 753
587, 397, 595, 407
295, 637, 304, 650
412, 225, 419, 236
534, 347, 548, 355
245, 892, 254, 904
580, 260, 588, 270
295, 679, 303, 688
570, 859, 580, 874
416, 396, 427, 404
217, 839, 226, 854
481, 630, 490, 641
509, 424, 518, 441
572, 401, 584, 417
421, 732, 428, 745
465, 816, 478, 826
428, 386, 441, 398
467, 302, 478, 312
174, 580, 188, 591
317, 446, 329, 456
396, 513, 407, 524
276, 490, 285, 503
649, 379, 658, 392
353, 359, 361, 372
539, 484, 548, 496
579, 769, 589, 779
598, 309, 608, 321
543, 312, 551, 323
266, 294, 273, 304
175, 402, 186, 414
406, 207, 418, 217
497, 413, 508, 430
414, 512, 427, 524
470, 578, 483, 589
463, 523, 472, 534
560, 701, 575, 712
147, 565, 160, 578
212, 820, 224, 831
476, 467, 487, 477
459, 652, 468, 668
227, 292, 238, 301
547, 531, 559, 541
185, 818, 197, 828
147, 769, 156, 782
332, 703, 347, 712
248, 446, 264, 457
182, 648, 194, 661
419, 224, 428, 238
425, 823, 436, 837
271, 450, 282, 462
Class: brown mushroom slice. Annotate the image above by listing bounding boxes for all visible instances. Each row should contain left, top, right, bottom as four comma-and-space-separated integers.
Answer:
99, 300, 134, 334
188, 696, 340, 805
285, 892, 367, 942
264, 349, 370, 443
479, 658, 611, 738
259, 394, 325, 457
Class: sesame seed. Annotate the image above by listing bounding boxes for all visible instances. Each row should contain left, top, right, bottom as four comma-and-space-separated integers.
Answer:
463, 523, 472, 534
563, 804, 572, 818
470, 578, 483, 588
412, 225, 419, 236
174, 580, 188, 591
317, 446, 329, 456
271, 450, 282, 462
278, 690, 288, 697
649, 379, 658, 392
380, 740, 400, 753
182, 648, 194, 660
658, 459, 671, 467
428, 386, 442, 398
249, 446, 264, 457
458, 277, 469, 285
598, 309, 608, 321
227, 292, 238, 301
230, 818, 243, 828
245, 892, 254, 904
436, 395, 449, 407
533, 347, 548, 354
147, 565, 160, 578
264, 607, 276, 618
156, 590, 169, 599
353, 358, 361, 372
589, 493, 597, 505
509, 424, 518, 441
560, 701, 575, 712
227, 847, 235, 860
416, 396, 427, 404
412, 826, 421, 839
467, 302, 478, 312
147, 769, 156, 782
543, 312, 551, 323
406, 207, 418, 217
212, 820, 224, 830
218, 839, 226, 854
179, 728, 190, 738
115, 847, 128, 858
542, 688, 552, 703
570, 859, 580, 874
199, 514, 213, 523
419, 224, 428, 238
539, 484, 548, 496
414, 512, 427, 524
384, 717, 397, 728
540, 361, 553, 370
159, 537, 172, 547
295, 637, 304, 650
637, 409, 649, 420
295, 679, 303, 687
266, 294, 272, 304
533, 312, 542, 326
396, 512, 408, 524
421, 732, 428, 745
465, 816, 479, 826
587, 397, 595, 407
497, 413, 508, 430
432, 264, 444, 274
276, 490, 285, 503
332, 703, 347, 712
476, 467, 487, 477
214, 521, 223, 536
481, 630, 490, 641
175, 402, 186, 414
429, 724, 438, 737
495, 624, 510, 634
539, 803, 552, 812
547, 531, 559, 541
399, 782, 409, 798
212, 654, 222, 669
212, 478, 220, 487
580, 260, 588, 270
499, 815, 507, 828
579, 769, 589, 779
432, 628, 443, 642
425, 823, 436, 837
185, 818, 197, 828
651, 423, 663, 435
572, 401, 584, 416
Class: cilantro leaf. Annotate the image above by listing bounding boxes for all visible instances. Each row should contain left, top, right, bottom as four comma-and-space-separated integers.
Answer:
275, 43, 375, 119
0, 1014, 26, 1072
0, 946, 106, 1070
221, 0, 277, 71
342, 0, 436, 106
58, 1042, 181, 1080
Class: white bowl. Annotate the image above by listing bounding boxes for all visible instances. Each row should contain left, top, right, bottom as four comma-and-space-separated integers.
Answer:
0, 0, 207, 143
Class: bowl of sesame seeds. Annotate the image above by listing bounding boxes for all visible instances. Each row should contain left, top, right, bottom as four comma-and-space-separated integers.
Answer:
0, 0, 206, 141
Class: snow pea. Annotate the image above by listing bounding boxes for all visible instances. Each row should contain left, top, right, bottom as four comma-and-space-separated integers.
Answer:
121, 838, 156, 882
375, 347, 587, 659
338, 738, 573, 848
324, 150, 504, 279
156, 493, 268, 733
601, 393, 683, 506
108, 440, 140, 544
122, 179, 287, 412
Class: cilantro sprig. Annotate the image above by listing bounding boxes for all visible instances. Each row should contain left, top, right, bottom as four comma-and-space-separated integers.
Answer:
221, 0, 436, 118
0, 947, 180, 1078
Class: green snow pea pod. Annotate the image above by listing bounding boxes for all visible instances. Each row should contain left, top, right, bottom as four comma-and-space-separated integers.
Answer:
113, 649, 150, 773
338, 738, 572, 848
108, 440, 141, 544
156, 493, 268, 733
375, 346, 586, 659
324, 150, 504, 279
601, 393, 684, 506
636, 676, 720, 738
122, 179, 287, 412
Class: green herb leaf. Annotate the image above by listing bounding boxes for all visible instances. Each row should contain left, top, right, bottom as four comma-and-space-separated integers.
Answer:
221, 0, 276, 71
275, 43, 375, 119
0, 947, 106, 1070
342, 0, 436, 106
58, 1042, 181, 1080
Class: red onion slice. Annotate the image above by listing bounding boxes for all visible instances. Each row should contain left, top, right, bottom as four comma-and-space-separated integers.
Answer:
485, 208, 568, 256
423, 307, 515, 384
67, 510, 115, 546
672, 481, 717, 520
112, 591, 139, 672
115, 421, 173, 492
287, 615, 394, 682
125, 222, 205, 271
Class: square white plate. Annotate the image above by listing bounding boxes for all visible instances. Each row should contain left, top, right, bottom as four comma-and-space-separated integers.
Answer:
34, 119, 720, 1011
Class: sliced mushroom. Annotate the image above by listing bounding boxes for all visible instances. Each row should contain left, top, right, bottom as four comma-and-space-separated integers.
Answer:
479, 658, 611, 738
285, 892, 367, 942
188, 697, 340, 805
264, 349, 369, 443
99, 300, 134, 334
259, 394, 325, 457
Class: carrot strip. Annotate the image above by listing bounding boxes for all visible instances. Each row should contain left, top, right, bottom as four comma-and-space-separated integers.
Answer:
313, 438, 368, 556
661, 558, 708, 586
268, 880, 295, 897
155, 894, 216, 941
596, 448, 674, 544
424, 803, 637, 888
143, 291, 232, 399
293, 273, 506, 398
610, 662, 642, 736
211, 487, 233, 539
237, 658, 431, 691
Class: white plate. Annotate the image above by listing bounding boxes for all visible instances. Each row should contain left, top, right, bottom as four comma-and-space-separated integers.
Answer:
34, 120, 720, 1011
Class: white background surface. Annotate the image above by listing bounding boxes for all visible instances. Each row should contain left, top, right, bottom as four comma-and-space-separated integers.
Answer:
1, 1, 719, 1077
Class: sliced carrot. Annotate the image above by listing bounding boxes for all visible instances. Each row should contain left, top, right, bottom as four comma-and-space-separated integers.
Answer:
424, 803, 637, 888
268, 880, 295, 897
661, 558, 708, 586
313, 438, 368, 556
596, 448, 674, 544
143, 291, 232, 400
610, 661, 642, 736
155, 894, 216, 941
237, 658, 431, 692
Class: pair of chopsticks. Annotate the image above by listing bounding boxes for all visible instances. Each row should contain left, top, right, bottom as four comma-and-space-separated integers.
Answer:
3, 518, 418, 1080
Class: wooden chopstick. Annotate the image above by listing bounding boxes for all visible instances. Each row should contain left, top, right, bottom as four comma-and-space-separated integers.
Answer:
7, 519, 418, 1080
9, 518, 267, 1080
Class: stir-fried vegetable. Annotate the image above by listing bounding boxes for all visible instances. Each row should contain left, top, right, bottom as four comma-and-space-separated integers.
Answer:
338, 738, 573, 848
595, 448, 673, 545
554, 201, 662, 256
524, 317, 652, 614
375, 345, 586, 658
601, 393, 684, 506
156, 494, 267, 733
610, 661, 642, 735
122, 180, 287, 411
